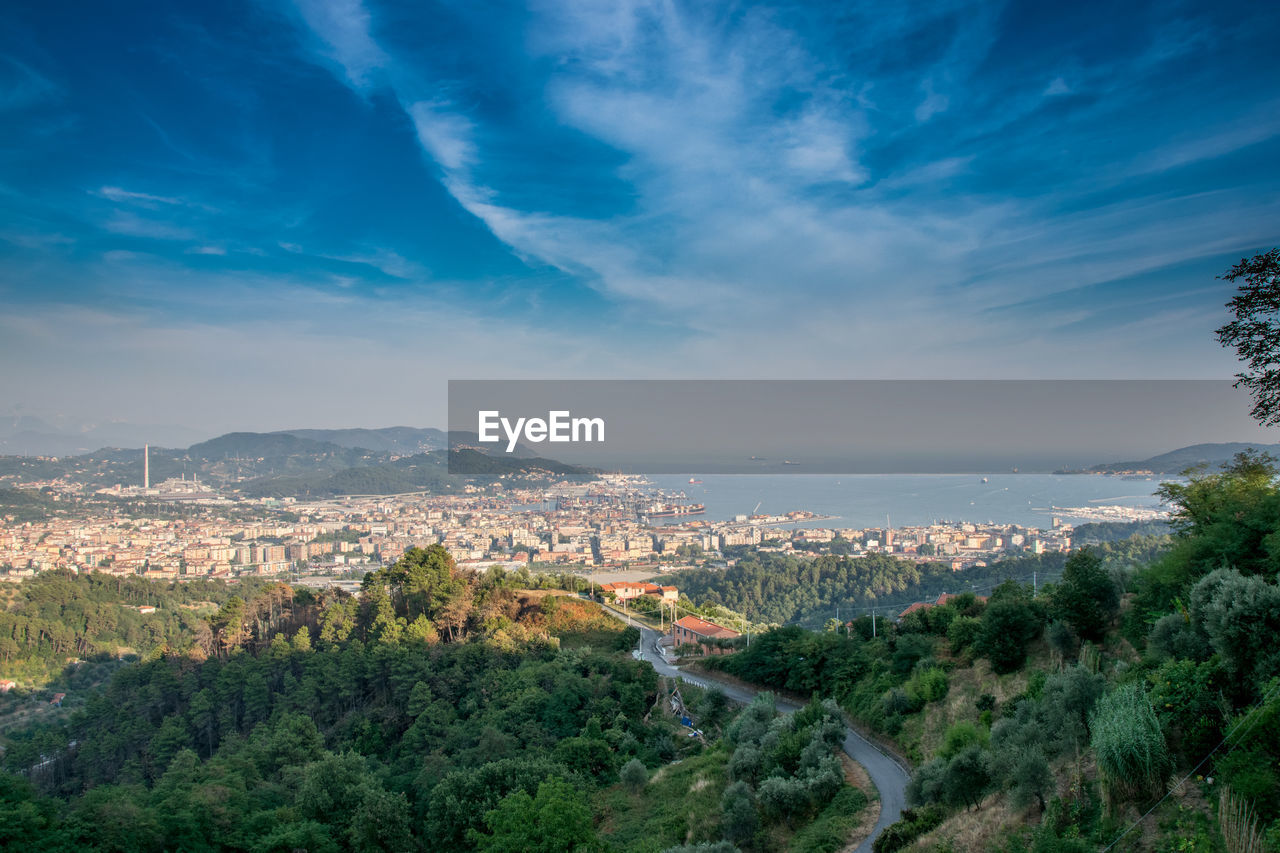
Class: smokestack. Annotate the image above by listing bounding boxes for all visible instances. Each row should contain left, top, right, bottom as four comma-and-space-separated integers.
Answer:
144, 443, 149, 490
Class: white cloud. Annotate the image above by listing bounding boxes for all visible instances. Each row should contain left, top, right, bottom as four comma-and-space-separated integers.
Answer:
95, 186, 184, 206
408, 100, 478, 173
276, 0, 1267, 381
914, 78, 949, 122
1043, 76, 1071, 96
102, 212, 196, 241
289, 0, 387, 90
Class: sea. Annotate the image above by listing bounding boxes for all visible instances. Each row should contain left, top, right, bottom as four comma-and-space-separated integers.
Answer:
644, 473, 1174, 530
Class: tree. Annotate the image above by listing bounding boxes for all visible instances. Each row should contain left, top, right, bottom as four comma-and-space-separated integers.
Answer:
1006, 748, 1053, 812
473, 778, 601, 853
1215, 248, 1280, 425
720, 781, 757, 844
619, 758, 648, 793
976, 596, 1043, 674
1190, 568, 1280, 688
1050, 548, 1119, 642
939, 745, 991, 810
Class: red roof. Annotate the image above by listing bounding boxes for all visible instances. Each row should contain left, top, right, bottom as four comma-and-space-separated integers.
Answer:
673, 615, 740, 639
898, 593, 988, 620
601, 581, 666, 595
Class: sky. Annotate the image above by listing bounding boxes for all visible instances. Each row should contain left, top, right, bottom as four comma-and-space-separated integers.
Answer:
2, 0, 1280, 437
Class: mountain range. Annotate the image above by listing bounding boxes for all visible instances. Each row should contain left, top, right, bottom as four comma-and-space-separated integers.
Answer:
1083, 442, 1280, 474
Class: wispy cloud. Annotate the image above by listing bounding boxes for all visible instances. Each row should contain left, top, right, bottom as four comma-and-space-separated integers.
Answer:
1133, 102, 1280, 175
277, 0, 1280, 366
94, 186, 185, 206
102, 211, 197, 241
1043, 76, 1071, 96
289, 0, 388, 90
0, 55, 60, 111
914, 78, 949, 122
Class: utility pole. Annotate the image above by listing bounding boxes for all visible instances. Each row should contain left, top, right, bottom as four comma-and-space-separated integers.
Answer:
872, 609, 876, 638
1033, 571, 1037, 598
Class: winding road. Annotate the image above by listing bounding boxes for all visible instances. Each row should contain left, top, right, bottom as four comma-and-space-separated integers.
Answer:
613, 612, 910, 853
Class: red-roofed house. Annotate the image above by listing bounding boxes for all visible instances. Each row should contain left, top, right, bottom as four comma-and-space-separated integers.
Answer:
600, 582, 679, 603
897, 592, 988, 621
671, 615, 741, 655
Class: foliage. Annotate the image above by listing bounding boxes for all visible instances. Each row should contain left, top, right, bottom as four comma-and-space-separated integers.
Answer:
1215, 681, 1280, 824
1191, 568, 1280, 690
0, 569, 279, 683
1049, 549, 1119, 642
1215, 247, 1280, 426
1147, 657, 1226, 763
1090, 683, 1172, 805
872, 805, 946, 853
975, 582, 1046, 674
472, 777, 602, 853
787, 786, 868, 853
0, 547, 698, 853
619, 757, 648, 793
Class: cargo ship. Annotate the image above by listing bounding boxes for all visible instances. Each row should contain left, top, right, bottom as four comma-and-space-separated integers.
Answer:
641, 501, 707, 519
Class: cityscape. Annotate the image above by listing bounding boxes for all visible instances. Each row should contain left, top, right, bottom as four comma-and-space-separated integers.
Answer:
2, 461, 1144, 584
3, 0, 1278, 851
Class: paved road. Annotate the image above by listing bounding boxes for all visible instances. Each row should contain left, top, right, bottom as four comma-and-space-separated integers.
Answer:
612, 611, 910, 853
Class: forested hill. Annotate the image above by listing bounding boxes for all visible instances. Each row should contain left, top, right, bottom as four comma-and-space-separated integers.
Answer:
1084, 441, 1280, 473
697, 450, 1280, 852
0, 433, 597, 501
0, 546, 871, 852
0, 571, 278, 683
672, 535, 1169, 627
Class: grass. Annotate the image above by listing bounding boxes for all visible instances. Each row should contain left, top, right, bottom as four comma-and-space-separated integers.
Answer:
596, 745, 732, 853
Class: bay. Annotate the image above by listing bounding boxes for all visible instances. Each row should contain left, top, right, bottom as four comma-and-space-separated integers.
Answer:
646, 473, 1173, 529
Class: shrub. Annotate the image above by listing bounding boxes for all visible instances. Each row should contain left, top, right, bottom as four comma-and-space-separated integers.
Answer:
1090, 683, 1171, 806
717, 781, 756, 845
619, 758, 648, 793
939, 721, 988, 760
872, 805, 946, 853
948, 616, 981, 654
907, 666, 949, 703
976, 601, 1044, 674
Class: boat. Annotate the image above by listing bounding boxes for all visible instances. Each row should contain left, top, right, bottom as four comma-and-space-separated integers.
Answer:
981, 477, 989, 483
641, 502, 707, 519
688, 478, 703, 484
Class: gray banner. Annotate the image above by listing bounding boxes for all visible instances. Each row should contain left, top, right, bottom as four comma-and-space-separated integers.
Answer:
447, 380, 1274, 473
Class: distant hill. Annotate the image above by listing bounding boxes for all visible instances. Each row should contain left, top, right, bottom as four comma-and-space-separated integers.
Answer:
275, 426, 446, 454
188, 432, 353, 460
1084, 442, 1280, 474
235, 450, 594, 498
0, 428, 597, 499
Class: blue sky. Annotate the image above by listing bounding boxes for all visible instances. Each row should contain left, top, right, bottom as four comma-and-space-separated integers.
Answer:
2, 0, 1279, 434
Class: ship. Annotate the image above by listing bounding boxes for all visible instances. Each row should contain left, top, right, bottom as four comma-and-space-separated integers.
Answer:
688, 478, 703, 484
641, 502, 707, 519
